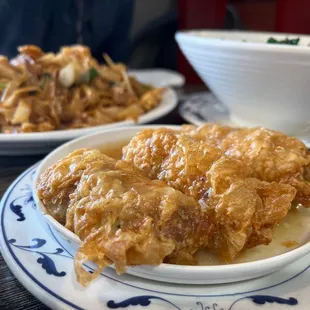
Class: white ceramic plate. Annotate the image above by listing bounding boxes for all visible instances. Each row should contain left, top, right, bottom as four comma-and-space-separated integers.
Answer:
33, 125, 310, 286
0, 76, 179, 156
129, 69, 185, 88
2, 161, 310, 309
179, 91, 310, 148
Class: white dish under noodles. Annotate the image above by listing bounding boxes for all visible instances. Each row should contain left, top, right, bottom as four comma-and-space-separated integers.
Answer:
33, 125, 310, 285
178, 91, 310, 148
0, 87, 177, 156
129, 69, 185, 88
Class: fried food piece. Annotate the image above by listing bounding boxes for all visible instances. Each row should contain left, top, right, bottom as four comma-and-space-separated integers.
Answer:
37, 149, 212, 286
139, 88, 165, 111
122, 127, 223, 201
181, 124, 310, 206
181, 123, 235, 147
36, 149, 105, 224
207, 157, 296, 260
123, 128, 296, 260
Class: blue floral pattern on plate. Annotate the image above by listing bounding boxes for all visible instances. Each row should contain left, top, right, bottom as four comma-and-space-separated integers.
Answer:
10, 170, 36, 221
8, 238, 68, 277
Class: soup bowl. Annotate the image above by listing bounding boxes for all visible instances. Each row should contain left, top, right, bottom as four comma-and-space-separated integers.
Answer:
175, 30, 310, 135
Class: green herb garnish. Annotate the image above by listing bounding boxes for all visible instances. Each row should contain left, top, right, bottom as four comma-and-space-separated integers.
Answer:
141, 83, 153, 92
40, 72, 52, 90
89, 67, 99, 82
0, 82, 7, 90
77, 67, 99, 84
267, 37, 300, 45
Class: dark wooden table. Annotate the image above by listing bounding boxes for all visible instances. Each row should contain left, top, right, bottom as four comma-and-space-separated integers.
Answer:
0, 85, 206, 310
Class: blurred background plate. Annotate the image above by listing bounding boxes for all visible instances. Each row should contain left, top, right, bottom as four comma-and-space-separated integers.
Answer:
179, 91, 230, 126
179, 91, 310, 148
0, 84, 178, 156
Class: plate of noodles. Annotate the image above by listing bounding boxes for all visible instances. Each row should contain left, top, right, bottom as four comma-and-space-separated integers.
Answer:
0, 45, 178, 155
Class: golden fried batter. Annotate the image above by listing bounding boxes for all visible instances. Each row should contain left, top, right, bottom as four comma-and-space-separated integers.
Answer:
122, 127, 222, 201
37, 149, 212, 286
123, 128, 296, 260
206, 157, 296, 260
181, 124, 310, 206
36, 148, 105, 224
181, 123, 235, 147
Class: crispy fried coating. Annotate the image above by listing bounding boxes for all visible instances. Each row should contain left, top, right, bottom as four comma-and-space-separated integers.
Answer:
122, 127, 222, 201
123, 128, 296, 260
181, 123, 235, 147
206, 157, 296, 260
36, 148, 105, 224
37, 149, 212, 286
181, 124, 310, 206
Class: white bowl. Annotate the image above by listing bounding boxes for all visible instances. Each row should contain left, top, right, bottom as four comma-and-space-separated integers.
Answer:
175, 30, 310, 135
33, 125, 310, 284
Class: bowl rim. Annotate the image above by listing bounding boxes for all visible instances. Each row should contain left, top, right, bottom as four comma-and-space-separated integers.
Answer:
33, 124, 310, 274
175, 30, 310, 55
